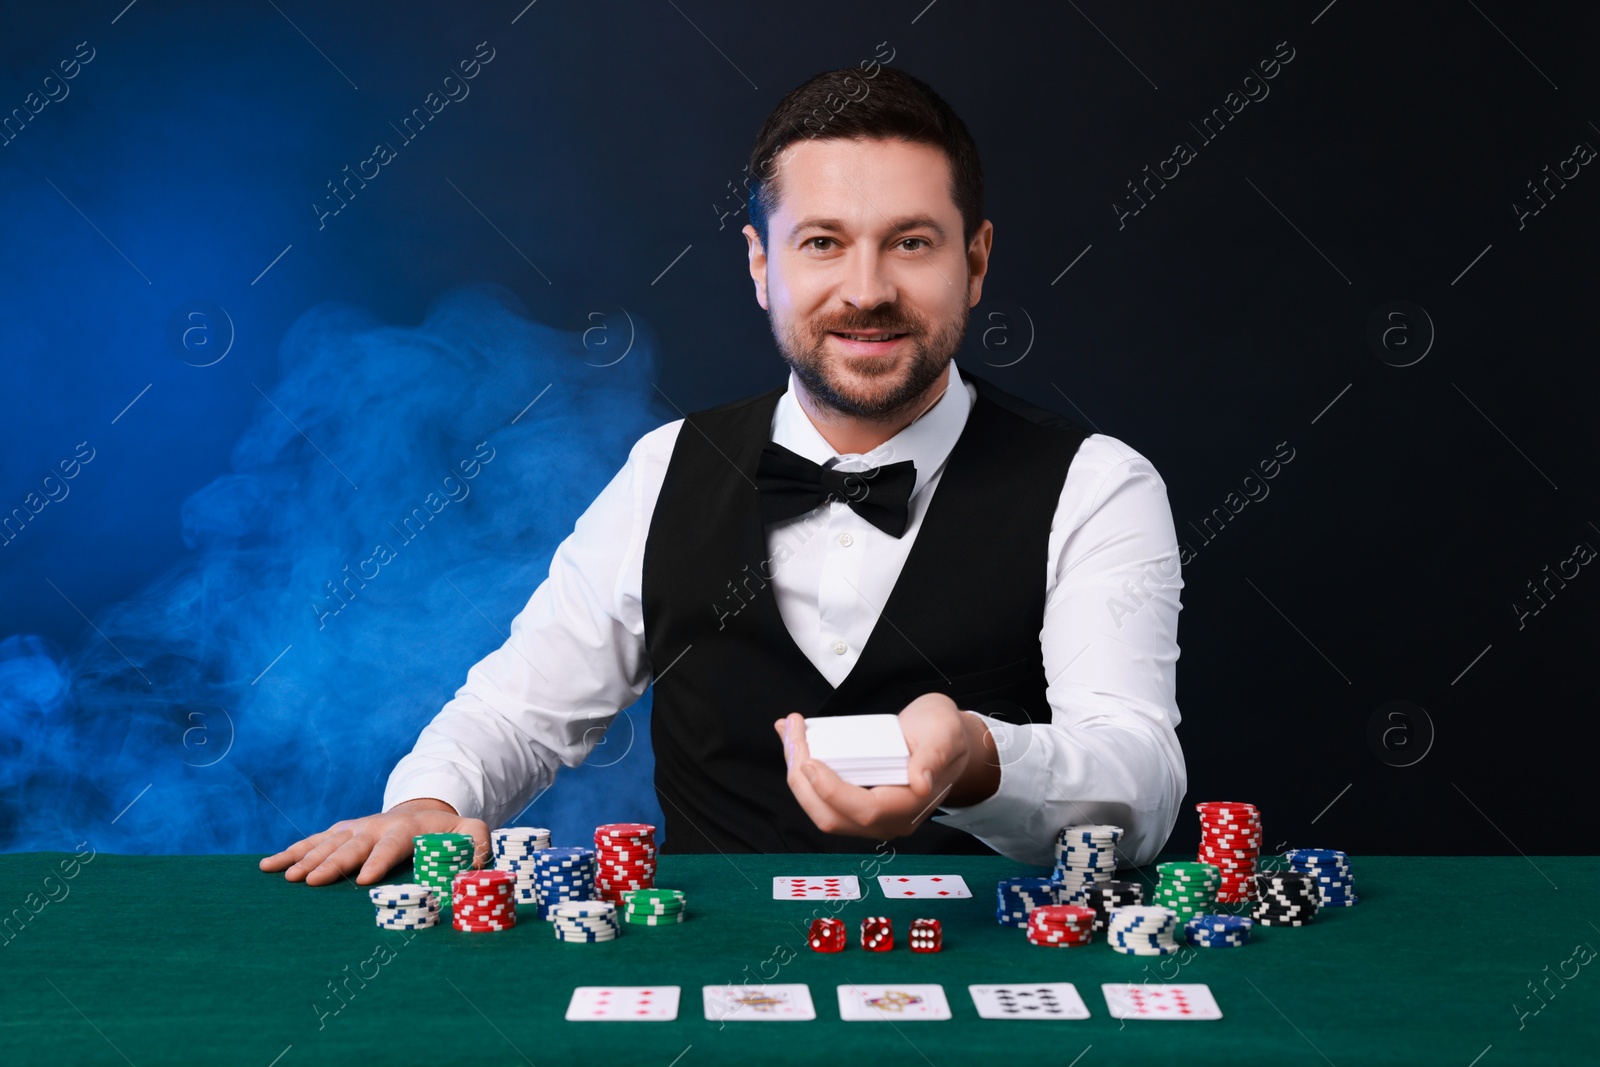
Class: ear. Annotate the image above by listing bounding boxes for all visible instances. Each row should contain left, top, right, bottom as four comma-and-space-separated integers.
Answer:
965, 219, 995, 306
743, 224, 769, 311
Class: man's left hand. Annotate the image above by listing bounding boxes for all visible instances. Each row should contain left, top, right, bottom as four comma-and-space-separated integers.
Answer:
773, 694, 1000, 841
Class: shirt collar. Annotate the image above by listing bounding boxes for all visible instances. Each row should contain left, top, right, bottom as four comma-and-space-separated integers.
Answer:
769, 361, 972, 501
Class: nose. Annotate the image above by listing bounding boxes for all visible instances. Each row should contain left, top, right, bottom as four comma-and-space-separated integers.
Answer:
840, 246, 897, 312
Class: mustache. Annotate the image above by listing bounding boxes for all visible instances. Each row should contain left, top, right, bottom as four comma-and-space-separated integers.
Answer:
821, 322, 916, 334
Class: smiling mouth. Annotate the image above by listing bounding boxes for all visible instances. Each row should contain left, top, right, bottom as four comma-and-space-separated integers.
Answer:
830, 332, 908, 344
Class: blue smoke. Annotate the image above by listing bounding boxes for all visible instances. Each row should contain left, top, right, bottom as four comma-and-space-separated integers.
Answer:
0, 283, 666, 855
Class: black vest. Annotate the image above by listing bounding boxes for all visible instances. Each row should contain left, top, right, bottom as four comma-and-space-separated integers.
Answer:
641, 365, 1089, 854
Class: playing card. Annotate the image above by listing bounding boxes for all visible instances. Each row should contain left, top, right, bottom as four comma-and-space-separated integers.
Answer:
703, 983, 816, 1022
968, 983, 1089, 1020
565, 986, 681, 1021
1100, 983, 1222, 1020
876, 874, 972, 898
774, 875, 861, 900
837, 984, 951, 1021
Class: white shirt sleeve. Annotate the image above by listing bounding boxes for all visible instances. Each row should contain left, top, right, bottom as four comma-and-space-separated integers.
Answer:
932, 434, 1187, 869
380, 419, 682, 828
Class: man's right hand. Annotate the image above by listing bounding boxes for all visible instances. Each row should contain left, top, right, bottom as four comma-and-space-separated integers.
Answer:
258, 798, 490, 887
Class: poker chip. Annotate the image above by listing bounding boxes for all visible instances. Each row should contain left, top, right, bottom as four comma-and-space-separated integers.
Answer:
909, 918, 943, 953
1080, 881, 1145, 931
1049, 824, 1123, 903
451, 869, 516, 933
1285, 848, 1359, 907
1251, 870, 1321, 926
1105, 905, 1182, 955
533, 847, 598, 920
370, 882, 441, 930
860, 916, 893, 951
412, 833, 478, 905
1025, 904, 1096, 947
550, 899, 621, 942
995, 877, 1058, 927
808, 917, 846, 953
1195, 801, 1262, 903
369, 883, 434, 907
593, 823, 658, 904
622, 888, 686, 925
1184, 913, 1252, 947
1153, 861, 1220, 924
492, 826, 550, 901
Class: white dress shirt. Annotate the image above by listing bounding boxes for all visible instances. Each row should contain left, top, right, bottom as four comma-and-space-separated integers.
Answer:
384, 362, 1187, 868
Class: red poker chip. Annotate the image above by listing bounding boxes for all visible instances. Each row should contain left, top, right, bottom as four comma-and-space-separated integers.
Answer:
453, 869, 515, 885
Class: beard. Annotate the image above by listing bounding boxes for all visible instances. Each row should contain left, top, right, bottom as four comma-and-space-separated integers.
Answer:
770, 298, 970, 421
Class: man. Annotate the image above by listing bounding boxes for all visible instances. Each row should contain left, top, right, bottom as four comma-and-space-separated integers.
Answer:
262, 65, 1186, 887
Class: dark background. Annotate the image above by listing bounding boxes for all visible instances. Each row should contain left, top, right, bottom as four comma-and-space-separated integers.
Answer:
0, 1, 1593, 858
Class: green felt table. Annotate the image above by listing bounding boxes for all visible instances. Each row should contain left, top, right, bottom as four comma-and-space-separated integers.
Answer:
1, 852, 1595, 1066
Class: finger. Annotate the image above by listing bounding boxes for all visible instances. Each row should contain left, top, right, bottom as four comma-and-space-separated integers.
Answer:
783, 713, 811, 768
357, 827, 415, 885
260, 825, 349, 872
303, 832, 377, 887
456, 818, 492, 870
786, 756, 861, 836
803, 759, 913, 827
902, 713, 964, 798
283, 830, 351, 881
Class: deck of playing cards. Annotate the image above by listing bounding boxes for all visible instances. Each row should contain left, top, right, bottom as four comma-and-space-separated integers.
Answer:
802, 714, 910, 786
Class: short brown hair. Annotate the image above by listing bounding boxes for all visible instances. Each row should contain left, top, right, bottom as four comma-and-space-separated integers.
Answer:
745, 66, 985, 253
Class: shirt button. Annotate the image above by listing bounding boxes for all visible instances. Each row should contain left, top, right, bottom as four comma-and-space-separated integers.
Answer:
831, 640, 848, 655
838, 532, 854, 547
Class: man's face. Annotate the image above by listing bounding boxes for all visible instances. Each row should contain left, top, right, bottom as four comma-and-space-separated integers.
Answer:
744, 137, 992, 421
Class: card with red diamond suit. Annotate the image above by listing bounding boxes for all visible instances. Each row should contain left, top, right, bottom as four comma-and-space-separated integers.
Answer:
876, 874, 972, 898
565, 986, 681, 1021
1100, 983, 1222, 1020
773, 875, 861, 900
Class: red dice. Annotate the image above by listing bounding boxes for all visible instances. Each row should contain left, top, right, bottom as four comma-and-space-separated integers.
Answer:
808, 917, 846, 953
860, 915, 893, 951
909, 917, 942, 953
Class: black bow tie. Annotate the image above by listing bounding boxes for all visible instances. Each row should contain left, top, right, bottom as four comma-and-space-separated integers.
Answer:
754, 442, 917, 538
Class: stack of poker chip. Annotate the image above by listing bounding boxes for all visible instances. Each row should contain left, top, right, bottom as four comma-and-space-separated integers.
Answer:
1251, 870, 1321, 926
592, 823, 657, 904
1105, 905, 1182, 955
532, 847, 597, 920
1196, 800, 1262, 903
1152, 861, 1220, 924
491, 826, 550, 905
1049, 824, 1123, 903
1184, 913, 1252, 947
1285, 848, 1358, 906
622, 888, 686, 925
550, 900, 621, 942
1025, 904, 1097, 947
1080, 880, 1145, 932
451, 869, 516, 932
369, 883, 439, 930
412, 833, 477, 905
995, 877, 1058, 927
